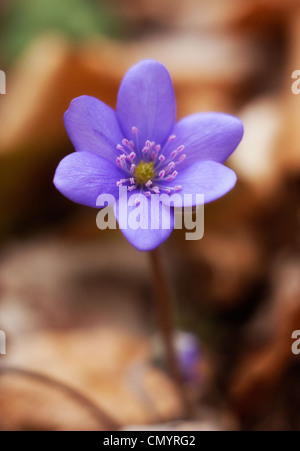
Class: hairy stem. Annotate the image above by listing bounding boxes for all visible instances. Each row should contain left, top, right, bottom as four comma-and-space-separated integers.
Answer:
149, 248, 195, 419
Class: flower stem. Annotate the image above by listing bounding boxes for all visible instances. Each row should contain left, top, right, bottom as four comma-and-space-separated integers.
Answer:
149, 248, 195, 419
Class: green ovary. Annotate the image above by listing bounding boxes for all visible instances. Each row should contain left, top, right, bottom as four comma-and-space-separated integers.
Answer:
134, 161, 155, 185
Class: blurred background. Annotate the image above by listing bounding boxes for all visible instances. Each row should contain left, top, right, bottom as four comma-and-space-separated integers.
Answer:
0, 0, 299, 431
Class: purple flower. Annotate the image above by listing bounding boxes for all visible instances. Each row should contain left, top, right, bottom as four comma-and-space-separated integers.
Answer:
175, 332, 203, 385
54, 60, 243, 251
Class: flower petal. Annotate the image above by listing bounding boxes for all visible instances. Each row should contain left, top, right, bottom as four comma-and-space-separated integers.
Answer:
169, 113, 244, 168
54, 151, 124, 208
161, 160, 237, 206
117, 60, 176, 152
64, 96, 124, 162
113, 189, 174, 251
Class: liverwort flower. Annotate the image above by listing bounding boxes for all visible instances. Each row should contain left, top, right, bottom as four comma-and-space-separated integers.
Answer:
175, 332, 203, 385
54, 60, 244, 251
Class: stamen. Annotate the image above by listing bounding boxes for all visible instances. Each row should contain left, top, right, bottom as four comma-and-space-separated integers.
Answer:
128, 152, 136, 160
178, 154, 186, 163
168, 162, 176, 171
131, 126, 138, 135
145, 191, 151, 197
177, 145, 185, 153
145, 180, 152, 187
165, 175, 175, 182
116, 144, 124, 151
130, 164, 136, 174
168, 135, 176, 142
159, 170, 165, 179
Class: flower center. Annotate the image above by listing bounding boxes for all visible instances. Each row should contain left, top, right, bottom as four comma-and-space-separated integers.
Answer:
115, 127, 186, 199
134, 161, 155, 185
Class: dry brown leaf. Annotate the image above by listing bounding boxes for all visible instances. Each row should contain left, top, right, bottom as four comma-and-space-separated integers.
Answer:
0, 328, 182, 431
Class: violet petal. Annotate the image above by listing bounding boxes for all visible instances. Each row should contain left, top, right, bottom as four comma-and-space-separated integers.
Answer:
161, 160, 237, 206
168, 113, 244, 168
54, 151, 124, 208
113, 191, 175, 251
64, 96, 124, 163
117, 60, 176, 153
